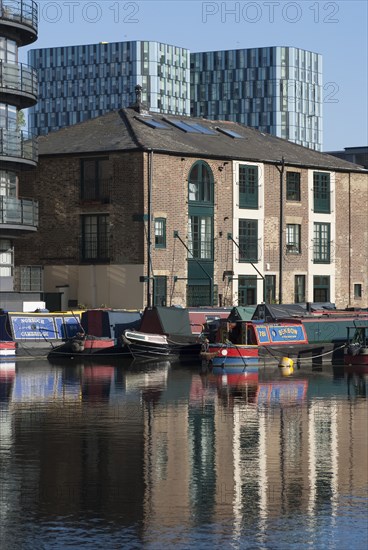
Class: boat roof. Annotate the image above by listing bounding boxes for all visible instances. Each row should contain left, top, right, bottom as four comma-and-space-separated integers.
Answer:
139, 306, 193, 337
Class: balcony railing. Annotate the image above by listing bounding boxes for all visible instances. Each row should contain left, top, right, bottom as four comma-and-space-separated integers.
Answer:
0, 196, 38, 227
0, 0, 38, 33
0, 61, 38, 103
0, 128, 38, 163
81, 178, 112, 202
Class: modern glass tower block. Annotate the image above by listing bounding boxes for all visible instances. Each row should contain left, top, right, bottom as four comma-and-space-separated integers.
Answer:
28, 40, 191, 135
190, 46, 323, 151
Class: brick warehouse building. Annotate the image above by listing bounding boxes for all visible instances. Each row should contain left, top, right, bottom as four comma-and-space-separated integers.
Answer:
15, 96, 368, 311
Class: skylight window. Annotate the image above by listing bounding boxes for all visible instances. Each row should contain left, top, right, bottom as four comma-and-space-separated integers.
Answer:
164, 119, 201, 133
216, 127, 244, 139
184, 122, 218, 135
135, 116, 170, 129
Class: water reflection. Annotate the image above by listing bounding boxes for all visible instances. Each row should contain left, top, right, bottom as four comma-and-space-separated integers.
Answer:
0, 360, 367, 548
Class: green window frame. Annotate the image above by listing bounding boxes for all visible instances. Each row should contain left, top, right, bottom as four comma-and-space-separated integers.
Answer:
238, 275, 257, 306
354, 283, 362, 299
313, 222, 331, 263
154, 218, 166, 248
286, 224, 301, 254
153, 276, 167, 306
188, 161, 213, 204
313, 276, 330, 302
286, 172, 301, 201
313, 172, 331, 213
265, 274, 276, 303
81, 214, 109, 261
239, 219, 259, 262
294, 275, 306, 303
188, 216, 213, 260
239, 165, 259, 208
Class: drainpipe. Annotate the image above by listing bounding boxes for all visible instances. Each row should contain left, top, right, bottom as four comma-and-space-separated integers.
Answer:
276, 157, 285, 304
147, 149, 153, 308
348, 172, 351, 306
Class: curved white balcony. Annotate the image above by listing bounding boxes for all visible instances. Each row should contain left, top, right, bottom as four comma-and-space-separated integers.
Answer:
0, 60, 38, 108
0, 128, 38, 168
0, 0, 38, 46
0, 196, 38, 234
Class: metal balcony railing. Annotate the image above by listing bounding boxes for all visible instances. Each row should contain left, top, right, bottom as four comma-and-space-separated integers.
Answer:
0, 196, 38, 227
0, 60, 38, 99
0, 128, 38, 163
0, 0, 38, 33
81, 178, 112, 202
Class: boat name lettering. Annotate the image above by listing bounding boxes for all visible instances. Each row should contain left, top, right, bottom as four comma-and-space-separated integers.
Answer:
277, 327, 298, 336
258, 329, 267, 337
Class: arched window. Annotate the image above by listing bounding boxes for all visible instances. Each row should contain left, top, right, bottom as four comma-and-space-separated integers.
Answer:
188, 161, 213, 204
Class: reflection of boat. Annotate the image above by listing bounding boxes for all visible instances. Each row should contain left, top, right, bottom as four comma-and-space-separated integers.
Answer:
344, 324, 368, 367
256, 380, 308, 405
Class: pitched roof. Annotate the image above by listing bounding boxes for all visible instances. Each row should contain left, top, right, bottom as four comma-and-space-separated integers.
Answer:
37, 107, 367, 172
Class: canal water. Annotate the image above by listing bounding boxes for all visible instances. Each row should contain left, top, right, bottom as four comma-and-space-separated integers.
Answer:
0, 358, 367, 549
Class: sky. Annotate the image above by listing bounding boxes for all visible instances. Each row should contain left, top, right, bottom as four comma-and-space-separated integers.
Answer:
19, 0, 368, 152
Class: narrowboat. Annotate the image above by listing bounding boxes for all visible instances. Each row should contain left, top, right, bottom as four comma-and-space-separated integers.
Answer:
344, 324, 368, 367
202, 303, 368, 370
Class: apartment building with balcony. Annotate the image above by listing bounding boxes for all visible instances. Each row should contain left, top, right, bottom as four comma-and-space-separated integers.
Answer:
16, 96, 367, 311
0, 0, 39, 307
28, 42, 322, 151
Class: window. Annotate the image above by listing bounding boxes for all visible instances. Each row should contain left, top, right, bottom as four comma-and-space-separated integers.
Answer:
313, 276, 330, 302
188, 216, 212, 259
265, 275, 276, 303
0, 239, 13, 276
0, 171, 16, 197
238, 276, 257, 305
294, 275, 306, 303
153, 276, 167, 306
354, 283, 362, 299
188, 162, 213, 203
239, 165, 258, 208
239, 219, 259, 262
313, 172, 330, 213
20, 266, 42, 291
154, 218, 166, 248
81, 214, 109, 261
286, 172, 301, 201
187, 284, 217, 307
81, 158, 110, 201
313, 222, 330, 263
286, 224, 301, 254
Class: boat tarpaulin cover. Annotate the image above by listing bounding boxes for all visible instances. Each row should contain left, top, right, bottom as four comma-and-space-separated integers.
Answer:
139, 307, 193, 336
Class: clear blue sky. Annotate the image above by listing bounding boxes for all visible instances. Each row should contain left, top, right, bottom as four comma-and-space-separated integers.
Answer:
20, 0, 368, 151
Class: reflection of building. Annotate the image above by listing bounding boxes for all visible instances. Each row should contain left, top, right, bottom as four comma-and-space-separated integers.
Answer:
28, 41, 322, 150
0, 0, 39, 306
143, 375, 368, 540
16, 98, 368, 310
